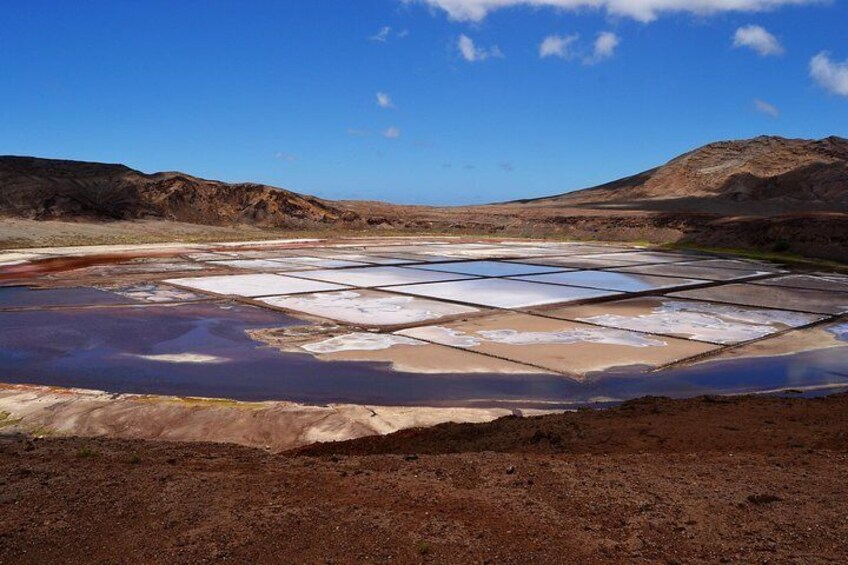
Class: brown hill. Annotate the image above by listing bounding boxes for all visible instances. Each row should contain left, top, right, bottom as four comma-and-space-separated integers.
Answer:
512, 136, 848, 214
0, 156, 355, 227
2, 139, 847, 262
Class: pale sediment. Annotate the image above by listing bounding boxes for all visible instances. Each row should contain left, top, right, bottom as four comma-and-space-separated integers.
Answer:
0, 383, 546, 453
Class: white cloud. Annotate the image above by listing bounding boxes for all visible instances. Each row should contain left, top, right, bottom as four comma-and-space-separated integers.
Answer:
733, 25, 784, 56
406, 0, 821, 23
585, 31, 620, 64
458, 34, 503, 62
370, 26, 409, 42
539, 34, 579, 59
810, 52, 848, 97
370, 26, 392, 42
754, 99, 780, 117
540, 32, 619, 64
275, 152, 298, 162
376, 92, 395, 108
382, 126, 402, 139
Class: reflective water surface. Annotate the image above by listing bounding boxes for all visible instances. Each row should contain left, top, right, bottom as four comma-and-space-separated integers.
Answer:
0, 301, 845, 408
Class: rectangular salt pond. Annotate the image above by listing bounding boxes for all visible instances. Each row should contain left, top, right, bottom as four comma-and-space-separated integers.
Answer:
579, 251, 704, 264
675, 259, 785, 273
100, 283, 208, 303
290, 331, 546, 374
670, 284, 848, 315
164, 273, 349, 297
751, 274, 848, 293
258, 289, 480, 326
359, 245, 454, 254
383, 278, 621, 308
497, 243, 633, 255
208, 259, 310, 271
511, 270, 707, 293
614, 262, 773, 281
371, 253, 468, 263
417, 247, 574, 259
279, 257, 373, 269
289, 266, 478, 288
543, 296, 826, 345
297, 254, 414, 266
397, 312, 717, 376
408, 260, 570, 277
505, 255, 677, 270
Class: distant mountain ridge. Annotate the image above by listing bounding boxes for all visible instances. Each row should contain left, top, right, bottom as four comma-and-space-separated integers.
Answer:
0, 156, 354, 227
2, 136, 847, 230
510, 136, 848, 213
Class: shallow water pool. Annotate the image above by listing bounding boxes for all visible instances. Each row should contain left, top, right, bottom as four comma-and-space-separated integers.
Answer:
0, 301, 845, 407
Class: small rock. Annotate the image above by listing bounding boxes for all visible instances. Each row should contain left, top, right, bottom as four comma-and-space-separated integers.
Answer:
747, 494, 783, 505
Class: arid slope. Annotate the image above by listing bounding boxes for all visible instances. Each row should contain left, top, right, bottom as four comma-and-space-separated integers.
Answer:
512, 136, 848, 213
0, 156, 355, 227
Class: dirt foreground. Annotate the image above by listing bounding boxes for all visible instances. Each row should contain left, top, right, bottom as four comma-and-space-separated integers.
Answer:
1, 393, 847, 563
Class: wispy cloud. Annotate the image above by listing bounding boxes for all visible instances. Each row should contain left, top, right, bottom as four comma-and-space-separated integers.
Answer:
584, 31, 620, 64
370, 26, 392, 42
274, 152, 298, 162
370, 26, 409, 42
382, 126, 402, 139
754, 99, 780, 117
458, 34, 503, 62
539, 34, 579, 59
376, 92, 395, 109
733, 25, 784, 56
406, 0, 822, 23
810, 52, 848, 97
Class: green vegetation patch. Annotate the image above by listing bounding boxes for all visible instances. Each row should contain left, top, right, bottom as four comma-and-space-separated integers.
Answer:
0, 410, 23, 428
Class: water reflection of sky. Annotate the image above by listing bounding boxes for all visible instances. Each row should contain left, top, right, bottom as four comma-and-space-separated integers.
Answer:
0, 286, 134, 308
0, 302, 845, 408
828, 323, 848, 342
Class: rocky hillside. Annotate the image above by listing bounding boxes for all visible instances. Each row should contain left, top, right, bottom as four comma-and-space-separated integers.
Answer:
513, 136, 848, 213
0, 156, 356, 227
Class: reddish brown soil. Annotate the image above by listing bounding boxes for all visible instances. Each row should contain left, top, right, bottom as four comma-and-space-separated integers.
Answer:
2, 393, 847, 563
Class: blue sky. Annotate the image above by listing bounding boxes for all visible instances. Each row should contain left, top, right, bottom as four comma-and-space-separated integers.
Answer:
1, 0, 846, 205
